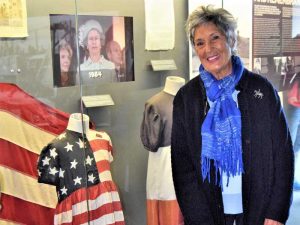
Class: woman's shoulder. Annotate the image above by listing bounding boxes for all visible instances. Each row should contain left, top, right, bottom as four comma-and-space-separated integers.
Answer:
80, 59, 91, 70
101, 56, 115, 69
175, 75, 203, 102
240, 69, 275, 91
181, 75, 201, 92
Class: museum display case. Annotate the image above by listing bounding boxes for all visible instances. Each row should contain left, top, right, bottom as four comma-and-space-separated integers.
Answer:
0, 0, 299, 224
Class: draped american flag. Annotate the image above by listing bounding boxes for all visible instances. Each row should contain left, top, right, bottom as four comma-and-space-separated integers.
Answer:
0, 83, 69, 224
0, 83, 125, 225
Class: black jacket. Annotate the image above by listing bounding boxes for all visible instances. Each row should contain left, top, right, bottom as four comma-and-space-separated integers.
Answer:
171, 69, 294, 225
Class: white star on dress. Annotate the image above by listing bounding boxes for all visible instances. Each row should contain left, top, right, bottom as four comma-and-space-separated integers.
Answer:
70, 159, 78, 169
57, 133, 66, 140
64, 142, 74, 152
76, 138, 84, 148
60, 186, 68, 195
73, 176, 82, 185
50, 148, 58, 159
88, 173, 96, 183
86, 155, 93, 166
42, 156, 51, 166
38, 170, 41, 176
59, 168, 65, 178
49, 167, 59, 176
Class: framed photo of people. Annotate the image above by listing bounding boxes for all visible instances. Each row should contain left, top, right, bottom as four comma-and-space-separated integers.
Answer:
50, 14, 134, 88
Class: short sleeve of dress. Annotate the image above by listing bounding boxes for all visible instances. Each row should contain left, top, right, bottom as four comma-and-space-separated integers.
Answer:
37, 143, 60, 186
107, 133, 114, 163
101, 131, 114, 163
140, 102, 163, 152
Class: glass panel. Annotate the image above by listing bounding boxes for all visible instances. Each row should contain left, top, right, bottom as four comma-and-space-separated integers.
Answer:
73, 0, 189, 224
0, 1, 85, 225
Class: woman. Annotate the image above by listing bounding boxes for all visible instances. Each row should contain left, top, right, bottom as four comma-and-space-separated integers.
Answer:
171, 5, 294, 225
55, 39, 75, 87
59, 39, 74, 87
78, 19, 116, 84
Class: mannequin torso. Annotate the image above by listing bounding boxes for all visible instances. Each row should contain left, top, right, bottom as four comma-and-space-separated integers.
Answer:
67, 113, 90, 134
163, 76, 186, 96
141, 76, 185, 151
140, 76, 186, 224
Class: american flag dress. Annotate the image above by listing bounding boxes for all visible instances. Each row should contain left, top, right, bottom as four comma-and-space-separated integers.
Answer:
37, 129, 125, 225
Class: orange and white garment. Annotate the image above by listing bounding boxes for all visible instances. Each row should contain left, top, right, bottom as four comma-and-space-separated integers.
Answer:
141, 91, 184, 225
146, 146, 183, 225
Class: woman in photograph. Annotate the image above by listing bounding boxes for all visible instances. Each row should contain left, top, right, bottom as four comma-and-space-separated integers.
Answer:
56, 39, 75, 87
171, 5, 294, 225
79, 19, 115, 71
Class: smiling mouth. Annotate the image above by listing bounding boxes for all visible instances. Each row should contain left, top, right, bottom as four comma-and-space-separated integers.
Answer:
207, 55, 219, 62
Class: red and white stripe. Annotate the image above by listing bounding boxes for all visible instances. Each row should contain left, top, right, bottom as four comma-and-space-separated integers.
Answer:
0, 84, 124, 225
0, 83, 69, 224
54, 182, 124, 225
53, 130, 125, 225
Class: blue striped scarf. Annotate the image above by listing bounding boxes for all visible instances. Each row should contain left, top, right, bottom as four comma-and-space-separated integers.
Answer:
200, 55, 244, 186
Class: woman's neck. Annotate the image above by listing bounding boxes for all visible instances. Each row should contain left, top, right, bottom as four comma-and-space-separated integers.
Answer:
163, 76, 185, 96
60, 72, 69, 86
89, 54, 101, 63
67, 113, 90, 134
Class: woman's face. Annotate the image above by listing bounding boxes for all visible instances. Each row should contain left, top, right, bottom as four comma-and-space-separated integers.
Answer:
60, 48, 71, 73
87, 29, 101, 56
194, 22, 232, 79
